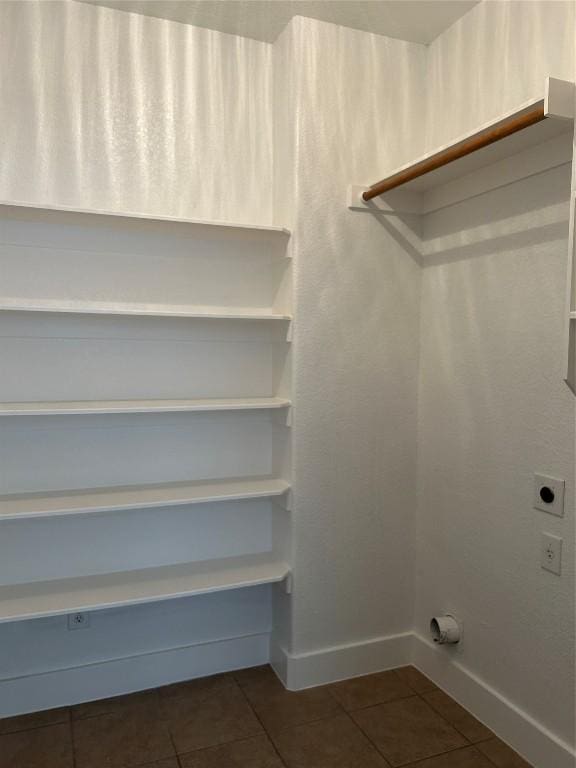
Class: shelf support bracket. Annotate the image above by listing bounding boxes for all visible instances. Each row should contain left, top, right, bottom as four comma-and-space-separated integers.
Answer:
283, 572, 293, 595
545, 77, 576, 120
347, 185, 422, 215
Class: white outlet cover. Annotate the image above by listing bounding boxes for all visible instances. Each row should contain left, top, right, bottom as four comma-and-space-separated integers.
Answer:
533, 474, 565, 517
541, 532, 563, 575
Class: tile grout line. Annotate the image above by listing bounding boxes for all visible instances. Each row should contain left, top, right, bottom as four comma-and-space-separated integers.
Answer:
406, 671, 532, 765
0, 711, 71, 737
347, 689, 475, 768
234, 680, 291, 767
165, 710, 182, 766
397, 744, 488, 767
340, 709, 394, 767
474, 740, 535, 768
342, 692, 420, 715
418, 688, 498, 746
413, 688, 522, 765
69, 715, 78, 768
414, 690, 476, 746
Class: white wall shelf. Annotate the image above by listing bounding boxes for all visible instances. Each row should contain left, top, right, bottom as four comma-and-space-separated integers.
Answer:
0, 299, 291, 321
0, 397, 291, 416
0, 199, 290, 237
0, 476, 291, 520
0, 188, 293, 704
0, 554, 291, 623
349, 77, 575, 216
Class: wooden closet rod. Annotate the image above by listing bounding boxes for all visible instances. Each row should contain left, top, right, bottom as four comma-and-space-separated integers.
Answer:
362, 102, 547, 201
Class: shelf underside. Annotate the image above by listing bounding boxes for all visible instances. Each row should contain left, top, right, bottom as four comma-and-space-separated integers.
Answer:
0, 299, 291, 321
0, 476, 290, 520
0, 397, 291, 416
0, 554, 290, 623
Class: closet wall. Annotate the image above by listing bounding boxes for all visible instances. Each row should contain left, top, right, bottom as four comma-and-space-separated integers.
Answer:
415, 0, 576, 751
273, 16, 425, 680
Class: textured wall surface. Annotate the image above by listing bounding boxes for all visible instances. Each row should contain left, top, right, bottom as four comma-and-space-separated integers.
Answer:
425, 0, 576, 149
0, 0, 273, 223
281, 16, 426, 653
417, 0, 576, 747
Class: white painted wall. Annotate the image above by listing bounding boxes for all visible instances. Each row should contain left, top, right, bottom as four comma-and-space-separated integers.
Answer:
0, 0, 273, 224
424, 0, 576, 150
273, 16, 425, 662
416, 0, 576, 752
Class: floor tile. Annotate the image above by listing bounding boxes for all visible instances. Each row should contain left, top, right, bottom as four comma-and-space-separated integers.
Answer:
329, 670, 413, 711
71, 689, 160, 720
159, 673, 236, 704
0, 723, 73, 768
476, 738, 533, 767
403, 746, 495, 767
423, 691, 493, 743
163, 680, 263, 754
352, 695, 467, 767
180, 734, 284, 767
0, 706, 69, 735
233, 665, 278, 688
241, 673, 342, 734
394, 666, 438, 694
72, 707, 175, 768
272, 713, 390, 767
135, 761, 179, 768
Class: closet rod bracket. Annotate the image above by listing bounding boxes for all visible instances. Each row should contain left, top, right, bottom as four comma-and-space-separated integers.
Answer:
346, 185, 420, 215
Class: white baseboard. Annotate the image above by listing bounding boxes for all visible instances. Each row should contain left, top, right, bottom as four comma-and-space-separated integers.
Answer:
272, 631, 413, 690
272, 630, 574, 768
0, 632, 270, 718
411, 633, 576, 768
3, 626, 573, 768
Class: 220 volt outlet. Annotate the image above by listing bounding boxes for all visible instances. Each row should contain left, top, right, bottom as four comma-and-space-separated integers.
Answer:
533, 474, 565, 517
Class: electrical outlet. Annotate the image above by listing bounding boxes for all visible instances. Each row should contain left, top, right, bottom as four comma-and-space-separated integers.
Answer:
68, 612, 90, 631
541, 533, 562, 575
533, 474, 565, 517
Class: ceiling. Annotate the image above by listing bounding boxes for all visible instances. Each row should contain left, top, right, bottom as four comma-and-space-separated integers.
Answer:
79, 0, 480, 44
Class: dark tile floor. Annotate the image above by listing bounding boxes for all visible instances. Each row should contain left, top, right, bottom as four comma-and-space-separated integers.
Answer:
0, 665, 534, 768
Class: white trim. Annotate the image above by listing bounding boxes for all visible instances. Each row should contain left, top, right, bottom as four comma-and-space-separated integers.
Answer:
545, 77, 576, 120
271, 632, 413, 690
0, 199, 290, 236
0, 298, 291, 321
0, 632, 270, 718
0, 556, 290, 623
0, 478, 291, 521
347, 185, 421, 214
411, 633, 576, 768
0, 397, 291, 417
